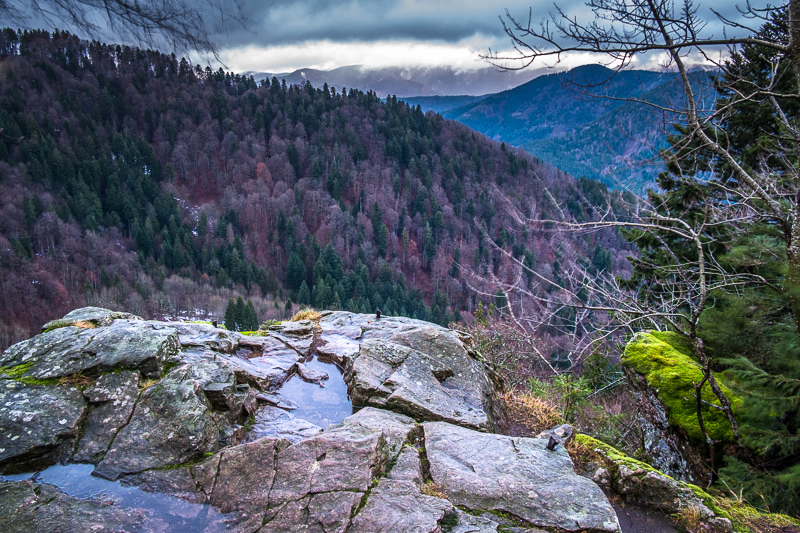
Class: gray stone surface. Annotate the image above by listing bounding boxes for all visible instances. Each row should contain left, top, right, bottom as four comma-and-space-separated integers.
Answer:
194, 436, 284, 513
0, 319, 179, 379
0, 381, 86, 469
318, 312, 497, 430
0, 480, 146, 533
449, 509, 504, 533
73, 371, 140, 463
349, 478, 455, 533
268, 418, 391, 505
94, 366, 218, 480
262, 491, 362, 533
388, 445, 424, 486
0, 307, 632, 533
424, 421, 621, 532
296, 361, 329, 383
242, 405, 323, 443
331, 407, 417, 458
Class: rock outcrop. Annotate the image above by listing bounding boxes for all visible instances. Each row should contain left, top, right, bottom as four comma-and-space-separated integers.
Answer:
621, 331, 740, 483
0, 307, 623, 532
575, 434, 733, 533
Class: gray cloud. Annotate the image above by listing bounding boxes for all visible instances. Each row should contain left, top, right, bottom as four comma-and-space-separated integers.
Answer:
217, 0, 769, 48
216, 0, 540, 48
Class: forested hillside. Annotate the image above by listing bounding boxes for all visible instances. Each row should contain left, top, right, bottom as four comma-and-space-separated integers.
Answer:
0, 29, 630, 350
443, 65, 715, 192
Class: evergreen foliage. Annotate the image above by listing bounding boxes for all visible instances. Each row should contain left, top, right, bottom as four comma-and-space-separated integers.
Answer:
621, 7, 800, 514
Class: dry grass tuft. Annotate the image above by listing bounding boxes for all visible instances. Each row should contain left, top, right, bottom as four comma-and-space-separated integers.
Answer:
139, 378, 159, 390
675, 505, 707, 532
291, 309, 322, 322
502, 390, 563, 436
566, 439, 598, 473
59, 373, 95, 389
72, 320, 98, 329
420, 482, 448, 499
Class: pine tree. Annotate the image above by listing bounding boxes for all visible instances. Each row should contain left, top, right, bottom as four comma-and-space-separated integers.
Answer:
285, 252, 305, 292
224, 298, 236, 331
298, 280, 311, 305
244, 299, 258, 331
234, 295, 246, 331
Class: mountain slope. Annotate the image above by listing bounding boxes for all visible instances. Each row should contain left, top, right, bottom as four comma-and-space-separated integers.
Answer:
0, 29, 631, 349
444, 65, 715, 191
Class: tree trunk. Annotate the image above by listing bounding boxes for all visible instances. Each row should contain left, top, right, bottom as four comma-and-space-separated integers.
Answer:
786, 0, 800, 337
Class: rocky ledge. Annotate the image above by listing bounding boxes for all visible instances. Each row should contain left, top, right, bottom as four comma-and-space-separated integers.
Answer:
0, 307, 621, 532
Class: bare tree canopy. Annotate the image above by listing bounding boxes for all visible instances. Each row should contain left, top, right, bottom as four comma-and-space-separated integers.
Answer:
470, 0, 800, 505
0, 0, 247, 58
486, 0, 787, 70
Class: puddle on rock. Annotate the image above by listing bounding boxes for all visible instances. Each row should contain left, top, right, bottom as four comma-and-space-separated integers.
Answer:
270, 355, 353, 429
2, 463, 228, 532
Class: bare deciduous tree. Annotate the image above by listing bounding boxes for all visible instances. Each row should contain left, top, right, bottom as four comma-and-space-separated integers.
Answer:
471, 0, 800, 474
0, 0, 247, 58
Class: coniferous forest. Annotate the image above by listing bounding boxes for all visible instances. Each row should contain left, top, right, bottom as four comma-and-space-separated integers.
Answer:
0, 29, 629, 348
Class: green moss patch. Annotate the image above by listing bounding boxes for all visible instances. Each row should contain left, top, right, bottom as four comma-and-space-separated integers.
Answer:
0, 362, 59, 385
622, 331, 742, 444
574, 433, 666, 476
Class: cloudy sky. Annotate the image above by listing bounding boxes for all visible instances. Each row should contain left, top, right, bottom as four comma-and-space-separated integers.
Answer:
212, 0, 765, 73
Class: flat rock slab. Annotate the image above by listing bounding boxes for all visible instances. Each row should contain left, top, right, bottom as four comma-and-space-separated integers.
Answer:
243, 405, 323, 443
0, 381, 86, 469
261, 491, 362, 533
331, 407, 418, 458
349, 478, 454, 533
0, 480, 146, 533
192, 436, 284, 513
424, 421, 621, 532
268, 421, 390, 505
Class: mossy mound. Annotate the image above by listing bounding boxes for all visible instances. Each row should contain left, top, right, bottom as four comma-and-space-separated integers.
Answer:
622, 331, 742, 445
572, 434, 800, 533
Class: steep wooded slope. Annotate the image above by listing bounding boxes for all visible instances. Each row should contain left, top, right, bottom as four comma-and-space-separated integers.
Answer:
0, 29, 630, 349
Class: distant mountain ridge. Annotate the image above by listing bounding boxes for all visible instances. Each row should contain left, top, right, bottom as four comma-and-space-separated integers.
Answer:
441, 64, 716, 191
243, 64, 550, 97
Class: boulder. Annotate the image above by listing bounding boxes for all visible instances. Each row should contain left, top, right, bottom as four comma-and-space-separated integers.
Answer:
424, 421, 621, 532
41, 307, 141, 331
93, 366, 218, 480
622, 331, 739, 483
319, 312, 498, 431
0, 318, 179, 380
73, 371, 140, 463
0, 381, 86, 470
575, 434, 732, 532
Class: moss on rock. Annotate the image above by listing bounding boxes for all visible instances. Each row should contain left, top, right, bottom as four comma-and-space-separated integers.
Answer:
622, 331, 742, 445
